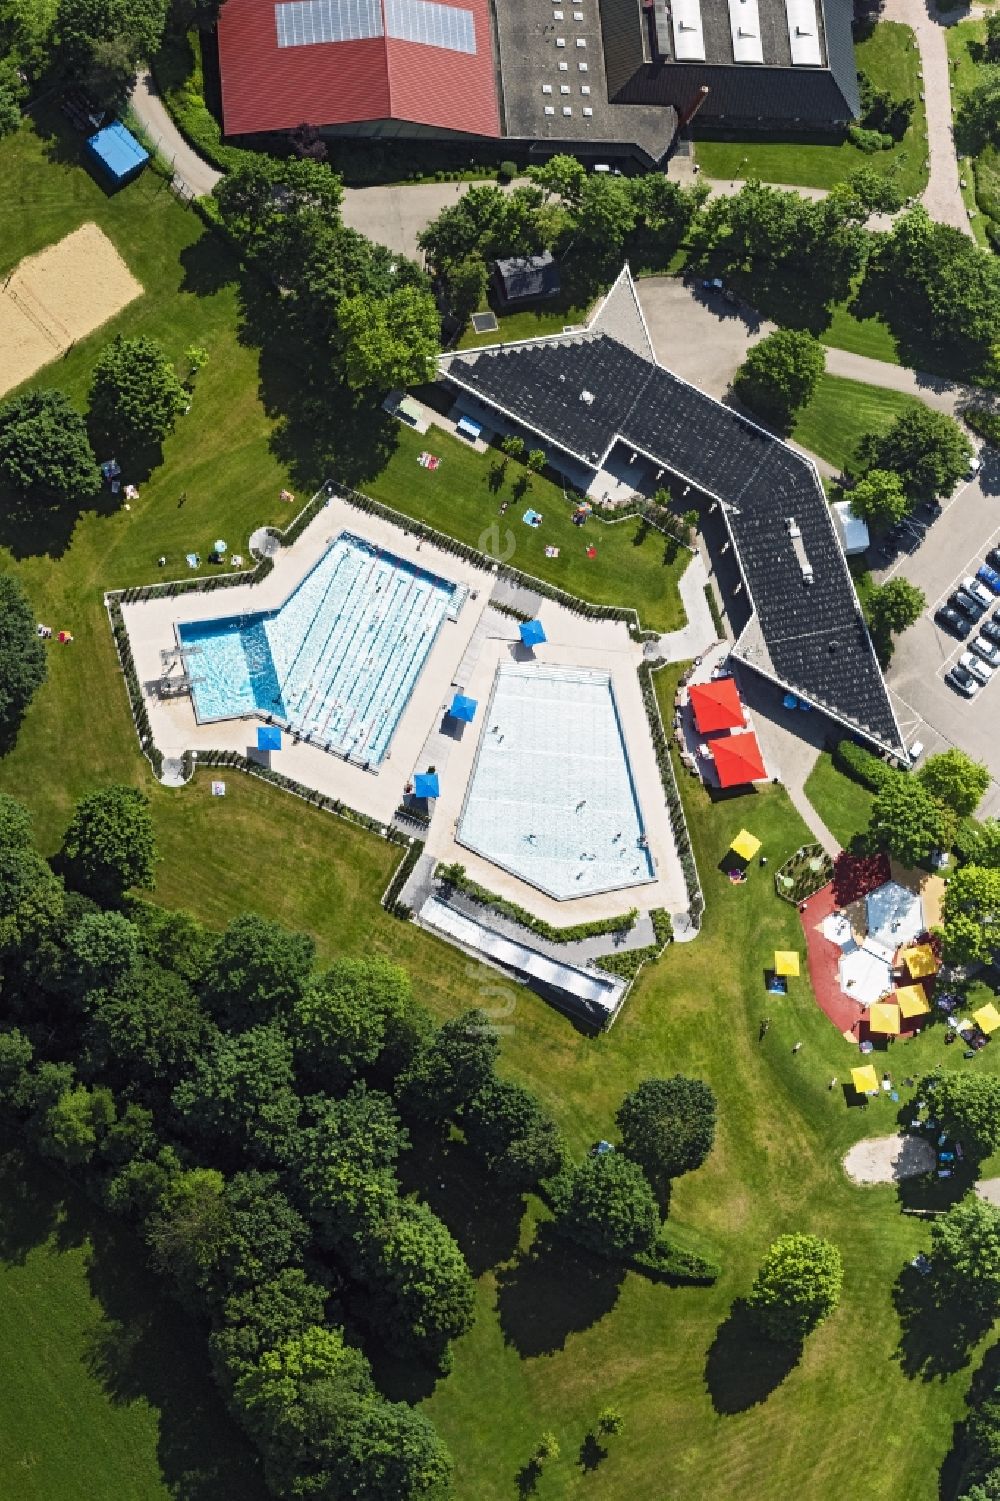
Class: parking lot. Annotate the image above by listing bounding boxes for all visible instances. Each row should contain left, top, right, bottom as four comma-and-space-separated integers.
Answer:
878, 450, 1000, 816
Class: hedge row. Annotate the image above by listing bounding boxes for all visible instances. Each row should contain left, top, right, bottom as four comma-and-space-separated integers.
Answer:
106, 597, 163, 777
638, 664, 704, 923
629, 1236, 722, 1285
595, 944, 659, 979
965, 405, 1000, 448
382, 838, 423, 918
832, 738, 897, 793
650, 908, 674, 946
435, 862, 639, 942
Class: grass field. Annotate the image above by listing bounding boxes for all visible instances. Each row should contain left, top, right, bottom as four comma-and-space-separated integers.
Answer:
792, 373, 927, 473
2, 115, 999, 1501
945, 17, 1000, 247
364, 423, 690, 631
804, 752, 877, 850
0, 1142, 265, 1501
694, 23, 929, 197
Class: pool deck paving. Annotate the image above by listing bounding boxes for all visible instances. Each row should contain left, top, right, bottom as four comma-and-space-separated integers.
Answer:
121, 498, 689, 926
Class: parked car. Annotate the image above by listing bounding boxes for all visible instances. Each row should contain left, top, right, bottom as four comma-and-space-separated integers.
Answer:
948, 663, 980, 696
971, 634, 1000, 665
701, 278, 724, 292
977, 564, 1000, 593
981, 617, 1000, 646
960, 650, 993, 685
966, 453, 982, 480
962, 575, 994, 608
987, 547, 1000, 572
908, 741, 924, 762
936, 605, 972, 639
952, 588, 987, 620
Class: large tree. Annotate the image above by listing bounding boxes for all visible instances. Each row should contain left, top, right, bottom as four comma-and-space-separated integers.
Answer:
171, 1023, 300, 1164
90, 335, 187, 447
199, 912, 315, 1031
0, 389, 99, 501
867, 578, 926, 645
0, 792, 34, 851
463, 1077, 566, 1189
66, 908, 139, 995
928, 1195, 1000, 1316
361, 1198, 476, 1365
56, 0, 168, 102
957, 68, 1000, 152
145, 1166, 230, 1295
942, 865, 1000, 963
920, 1073, 1000, 1159
399, 1009, 499, 1123
847, 469, 910, 527
0, 572, 47, 738
292, 955, 419, 1087
746, 1232, 843, 1343
732, 328, 825, 427
209, 1268, 329, 1391
918, 749, 990, 818
0, 844, 64, 958
551, 1151, 659, 1259
337, 286, 440, 393
60, 784, 156, 902
856, 405, 972, 500
213, 155, 344, 249
867, 775, 953, 865
616, 1076, 717, 1187
294, 1084, 408, 1245
83, 960, 208, 1088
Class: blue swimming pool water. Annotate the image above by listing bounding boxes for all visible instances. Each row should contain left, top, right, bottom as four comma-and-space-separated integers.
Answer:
177, 532, 463, 767
457, 664, 654, 900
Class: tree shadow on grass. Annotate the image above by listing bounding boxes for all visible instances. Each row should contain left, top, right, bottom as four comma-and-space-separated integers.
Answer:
396, 1130, 525, 1277
179, 235, 239, 299
495, 1225, 625, 1358
0, 1140, 266, 1501
892, 1265, 993, 1381
936, 1341, 1000, 1501
0, 481, 121, 562
704, 1300, 801, 1414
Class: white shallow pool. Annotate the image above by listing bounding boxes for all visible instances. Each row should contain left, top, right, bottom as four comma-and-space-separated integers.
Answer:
457, 663, 654, 900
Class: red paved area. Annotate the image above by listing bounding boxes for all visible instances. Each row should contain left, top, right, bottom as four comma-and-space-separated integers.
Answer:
800, 881, 933, 1047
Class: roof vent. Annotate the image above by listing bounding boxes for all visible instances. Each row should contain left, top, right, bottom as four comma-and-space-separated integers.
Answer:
581, 388, 594, 404
828, 639, 838, 653
786, 516, 814, 583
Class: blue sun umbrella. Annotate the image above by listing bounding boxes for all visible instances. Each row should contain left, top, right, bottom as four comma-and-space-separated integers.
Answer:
214, 539, 228, 554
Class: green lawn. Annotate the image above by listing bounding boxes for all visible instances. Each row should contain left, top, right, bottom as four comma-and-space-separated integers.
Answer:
792, 373, 928, 472
0, 1142, 265, 1501
694, 23, 929, 197
804, 752, 876, 849
1, 113, 998, 1501
457, 300, 593, 350
946, 17, 1000, 246
364, 423, 690, 632
821, 296, 902, 365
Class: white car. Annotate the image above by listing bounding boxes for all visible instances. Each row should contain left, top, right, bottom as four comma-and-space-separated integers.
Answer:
972, 634, 1000, 665
960, 650, 993, 685
962, 575, 993, 608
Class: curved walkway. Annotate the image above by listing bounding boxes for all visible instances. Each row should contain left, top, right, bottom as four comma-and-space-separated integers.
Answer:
129, 71, 222, 197
879, 0, 972, 235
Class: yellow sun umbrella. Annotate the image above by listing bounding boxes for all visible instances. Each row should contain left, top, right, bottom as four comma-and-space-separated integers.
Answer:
973, 1003, 1000, 1035
730, 829, 761, 862
868, 1001, 901, 1035
851, 1064, 879, 1095
895, 984, 931, 1019
900, 943, 938, 980
774, 951, 800, 978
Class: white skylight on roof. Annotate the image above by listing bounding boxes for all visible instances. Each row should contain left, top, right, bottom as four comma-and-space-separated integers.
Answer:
581, 83, 590, 92
556, 35, 566, 44
560, 83, 570, 92
578, 59, 588, 69
558, 59, 568, 68
544, 104, 555, 114
575, 35, 586, 44
785, 0, 821, 63
728, 0, 763, 61
583, 105, 593, 114
542, 82, 552, 92
275, 0, 381, 47
384, 0, 476, 50
671, 0, 705, 58
563, 105, 572, 114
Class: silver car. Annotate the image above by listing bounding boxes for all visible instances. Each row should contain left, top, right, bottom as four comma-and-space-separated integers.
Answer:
960, 650, 993, 685
962, 575, 994, 608
971, 634, 1000, 666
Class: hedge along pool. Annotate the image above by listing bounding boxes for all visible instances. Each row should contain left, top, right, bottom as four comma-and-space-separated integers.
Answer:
457, 663, 654, 899
176, 532, 465, 768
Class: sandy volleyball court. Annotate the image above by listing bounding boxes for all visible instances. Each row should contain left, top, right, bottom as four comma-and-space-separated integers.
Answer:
843, 1133, 936, 1185
0, 223, 143, 396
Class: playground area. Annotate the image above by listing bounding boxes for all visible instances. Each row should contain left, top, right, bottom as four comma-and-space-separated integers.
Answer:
0, 223, 142, 395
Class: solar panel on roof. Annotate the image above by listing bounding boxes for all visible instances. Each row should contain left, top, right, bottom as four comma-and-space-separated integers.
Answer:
275, 0, 382, 46
385, 0, 476, 50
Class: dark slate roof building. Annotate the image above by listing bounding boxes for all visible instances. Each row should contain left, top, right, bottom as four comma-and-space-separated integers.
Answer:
439, 268, 904, 758
492, 254, 562, 305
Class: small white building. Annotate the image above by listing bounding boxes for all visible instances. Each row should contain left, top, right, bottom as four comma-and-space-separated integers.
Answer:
832, 500, 870, 557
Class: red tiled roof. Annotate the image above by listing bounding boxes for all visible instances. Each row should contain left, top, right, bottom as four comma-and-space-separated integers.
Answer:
711, 731, 767, 788
689, 677, 744, 734
217, 0, 501, 138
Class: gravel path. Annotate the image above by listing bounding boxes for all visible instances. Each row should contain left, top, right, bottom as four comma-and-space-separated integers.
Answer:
129, 72, 222, 198
843, 1132, 937, 1184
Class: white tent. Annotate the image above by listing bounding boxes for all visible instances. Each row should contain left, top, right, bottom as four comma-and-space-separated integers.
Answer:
866, 881, 924, 950
832, 500, 870, 557
822, 911, 854, 948
839, 942, 893, 1007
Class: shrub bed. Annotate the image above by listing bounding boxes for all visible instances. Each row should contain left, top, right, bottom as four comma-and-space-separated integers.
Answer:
832, 738, 897, 792
639, 663, 704, 923
435, 862, 639, 942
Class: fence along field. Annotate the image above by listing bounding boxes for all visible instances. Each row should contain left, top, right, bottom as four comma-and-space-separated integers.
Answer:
0, 222, 143, 395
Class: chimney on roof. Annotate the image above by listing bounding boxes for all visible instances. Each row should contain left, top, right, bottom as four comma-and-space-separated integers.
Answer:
678, 85, 710, 128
